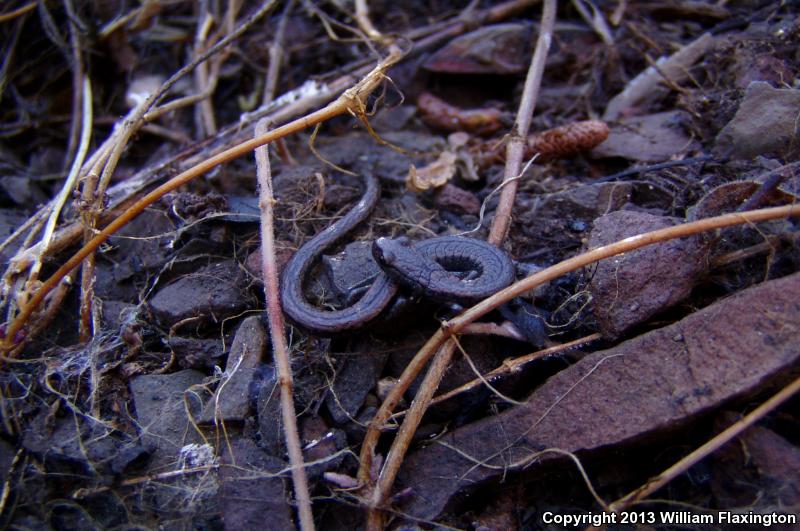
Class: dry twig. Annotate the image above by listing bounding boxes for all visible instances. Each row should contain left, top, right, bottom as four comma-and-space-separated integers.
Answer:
488, 0, 556, 244
254, 121, 314, 531
0, 1, 36, 24
392, 333, 602, 418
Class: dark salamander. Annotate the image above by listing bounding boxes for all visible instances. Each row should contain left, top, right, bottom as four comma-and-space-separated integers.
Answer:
279, 173, 514, 334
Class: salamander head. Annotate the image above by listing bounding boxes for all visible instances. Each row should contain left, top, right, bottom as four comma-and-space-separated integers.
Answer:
372, 236, 411, 267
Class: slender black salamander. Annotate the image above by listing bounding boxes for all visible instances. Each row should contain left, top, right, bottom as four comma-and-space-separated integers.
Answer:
371, 236, 515, 304
279, 173, 515, 334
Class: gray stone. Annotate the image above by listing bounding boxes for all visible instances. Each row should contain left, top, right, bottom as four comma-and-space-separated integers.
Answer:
434, 183, 481, 215
22, 412, 148, 477
715, 81, 800, 159
199, 317, 267, 424
326, 346, 389, 426
301, 416, 347, 479
130, 369, 206, 470
256, 367, 283, 457
592, 111, 699, 162
169, 336, 226, 370
218, 438, 293, 530
149, 260, 253, 325
322, 241, 383, 305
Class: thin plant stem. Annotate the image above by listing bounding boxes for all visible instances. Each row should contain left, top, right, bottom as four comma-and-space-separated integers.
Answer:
263, 0, 295, 105
34, 76, 93, 280
254, 120, 315, 531
0, 1, 36, 23
63, 0, 85, 169
194, 7, 217, 136
488, 0, 556, 245
392, 333, 602, 418
365, 341, 456, 530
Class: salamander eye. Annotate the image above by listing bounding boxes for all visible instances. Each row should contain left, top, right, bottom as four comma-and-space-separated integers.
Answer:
381, 249, 396, 265
396, 236, 410, 246
373, 238, 396, 265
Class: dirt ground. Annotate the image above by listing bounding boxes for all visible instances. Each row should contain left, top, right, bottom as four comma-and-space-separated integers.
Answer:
0, 1, 798, 529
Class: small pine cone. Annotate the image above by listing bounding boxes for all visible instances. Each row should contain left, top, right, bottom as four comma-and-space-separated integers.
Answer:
526, 120, 609, 161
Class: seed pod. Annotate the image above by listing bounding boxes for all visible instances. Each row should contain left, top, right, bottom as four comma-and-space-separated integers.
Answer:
525, 120, 610, 162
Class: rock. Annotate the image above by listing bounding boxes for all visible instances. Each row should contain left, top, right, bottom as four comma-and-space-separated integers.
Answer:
469, 489, 519, 531
434, 183, 481, 215
740, 428, 800, 505
715, 81, 800, 159
256, 366, 284, 456
73, 491, 130, 529
588, 210, 709, 338
149, 260, 253, 325
22, 412, 148, 477
591, 111, 699, 162
218, 438, 293, 530
48, 501, 99, 530
199, 317, 267, 424
395, 271, 800, 520
322, 241, 383, 305
729, 52, 794, 90
129, 369, 206, 469
244, 244, 293, 279
424, 23, 533, 75
711, 412, 800, 509
325, 347, 388, 426
169, 336, 226, 370
109, 210, 176, 284
300, 416, 347, 478
221, 195, 260, 222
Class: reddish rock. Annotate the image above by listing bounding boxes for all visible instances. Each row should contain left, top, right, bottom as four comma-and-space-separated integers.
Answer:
588, 210, 709, 338
712, 412, 800, 509
395, 272, 800, 520
424, 23, 532, 75
591, 111, 699, 162
434, 183, 481, 215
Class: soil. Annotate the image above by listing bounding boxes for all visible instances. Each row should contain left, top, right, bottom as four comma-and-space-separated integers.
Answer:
0, 1, 799, 530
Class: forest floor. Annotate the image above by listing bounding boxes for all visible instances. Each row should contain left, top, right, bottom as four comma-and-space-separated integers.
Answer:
0, 1, 798, 529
